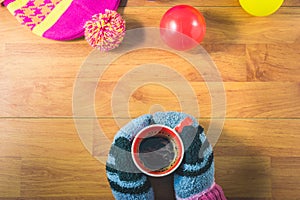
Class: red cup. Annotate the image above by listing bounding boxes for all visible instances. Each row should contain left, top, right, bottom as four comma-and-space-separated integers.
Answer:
131, 117, 192, 177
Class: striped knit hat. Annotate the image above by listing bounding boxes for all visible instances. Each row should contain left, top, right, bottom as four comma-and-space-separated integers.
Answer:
106, 111, 226, 200
3, 0, 120, 40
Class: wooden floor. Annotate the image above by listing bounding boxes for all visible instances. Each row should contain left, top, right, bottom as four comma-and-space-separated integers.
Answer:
1, 0, 300, 199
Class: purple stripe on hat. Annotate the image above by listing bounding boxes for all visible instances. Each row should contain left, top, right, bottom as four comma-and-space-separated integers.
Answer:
3, 0, 15, 6
43, 0, 120, 40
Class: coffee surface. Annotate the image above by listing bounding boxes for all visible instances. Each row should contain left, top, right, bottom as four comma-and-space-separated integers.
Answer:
139, 136, 176, 171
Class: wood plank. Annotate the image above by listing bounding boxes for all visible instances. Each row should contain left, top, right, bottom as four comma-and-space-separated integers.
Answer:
20, 157, 113, 199
215, 156, 272, 198
271, 157, 300, 200
0, 79, 72, 117
120, 7, 300, 44
205, 44, 247, 82
211, 119, 300, 157
123, 0, 300, 7
0, 42, 89, 79
2, 44, 89, 80
2, 44, 246, 81
79, 47, 246, 82
0, 119, 90, 158
0, 158, 21, 198
1, 80, 299, 118
86, 42, 298, 81
95, 82, 300, 118
3, 43, 299, 83
124, 0, 240, 7
246, 44, 300, 81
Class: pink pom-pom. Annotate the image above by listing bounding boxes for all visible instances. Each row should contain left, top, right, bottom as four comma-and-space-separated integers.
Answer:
84, 9, 126, 51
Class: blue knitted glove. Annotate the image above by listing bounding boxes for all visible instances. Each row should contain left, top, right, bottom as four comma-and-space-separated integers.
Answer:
152, 111, 226, 200
106, 111, 226, 200
106, 114, 154, 200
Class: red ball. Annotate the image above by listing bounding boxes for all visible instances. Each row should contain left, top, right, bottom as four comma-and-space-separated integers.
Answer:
160, 5, 206, 51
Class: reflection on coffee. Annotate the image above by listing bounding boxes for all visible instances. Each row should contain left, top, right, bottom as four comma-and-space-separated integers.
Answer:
139, 134, 177, 171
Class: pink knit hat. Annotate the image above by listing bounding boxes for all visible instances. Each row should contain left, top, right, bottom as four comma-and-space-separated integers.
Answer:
3, 0, 121, 40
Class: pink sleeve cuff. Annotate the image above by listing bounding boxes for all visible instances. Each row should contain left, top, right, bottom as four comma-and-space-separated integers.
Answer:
177, 183, 227, 200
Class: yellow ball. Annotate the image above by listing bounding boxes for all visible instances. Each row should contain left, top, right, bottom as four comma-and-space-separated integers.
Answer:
239, 0, 284, 16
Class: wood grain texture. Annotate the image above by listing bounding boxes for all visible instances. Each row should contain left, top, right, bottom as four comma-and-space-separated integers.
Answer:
1, 44, 300, 118
120, 7, 300, 44
271, 157, 300, 199
20, 157, 109, 198
122, 0, 300, 7
246, 44, 300, 81
0, 158, 21, 198
0, 0, 300, 199
95, 82, 300, 118
1, 80, 299, 118
215, 156, 272, 198
0, 119, 299, 199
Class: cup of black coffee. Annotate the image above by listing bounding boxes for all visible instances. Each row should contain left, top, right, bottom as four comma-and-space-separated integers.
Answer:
131, 118, 192, 177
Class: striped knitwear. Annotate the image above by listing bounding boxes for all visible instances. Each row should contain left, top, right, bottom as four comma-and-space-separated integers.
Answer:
3, 0, 120, 40
106, 111, 226, 200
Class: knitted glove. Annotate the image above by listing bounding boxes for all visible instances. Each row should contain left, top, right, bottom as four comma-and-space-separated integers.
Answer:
106, 114, 154, 200
106, 111, 226, 200
152, 111, 226, 200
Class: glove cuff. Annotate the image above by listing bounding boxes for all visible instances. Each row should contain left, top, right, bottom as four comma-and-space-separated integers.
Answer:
176, 183, 226, 200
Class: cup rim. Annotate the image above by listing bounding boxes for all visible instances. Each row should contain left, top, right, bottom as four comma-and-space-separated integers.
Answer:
131, 124, 184, 177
